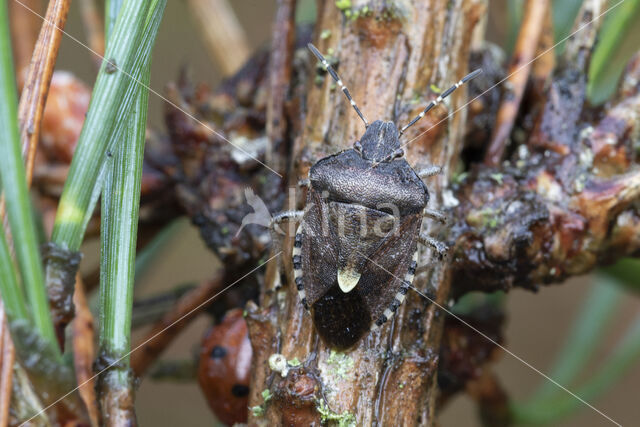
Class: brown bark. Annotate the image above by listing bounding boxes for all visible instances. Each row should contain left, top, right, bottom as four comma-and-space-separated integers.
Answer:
247, 1, 486, 425
96, 372, 137, 427
467, 370, 511, 427
266, 0, 297, 175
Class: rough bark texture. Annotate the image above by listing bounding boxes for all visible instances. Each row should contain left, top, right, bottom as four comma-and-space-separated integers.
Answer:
246, 1, 486, 425
451, 0, 640, 296
154, 0, 640, 425
96, 369, 137, 427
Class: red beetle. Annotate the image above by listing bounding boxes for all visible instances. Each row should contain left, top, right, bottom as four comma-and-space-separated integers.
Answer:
198, 308, 252, 425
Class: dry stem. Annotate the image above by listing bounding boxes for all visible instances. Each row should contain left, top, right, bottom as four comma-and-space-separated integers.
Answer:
131, 273, 224, 377
78, 0, 105, 65
186, 0, 251, 76
8, 0, 41, 81
17, 0, 71, 188
484, 0, 549, 166
265, 0, 296, 175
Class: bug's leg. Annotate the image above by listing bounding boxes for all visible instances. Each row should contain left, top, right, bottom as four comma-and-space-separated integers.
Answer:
307, 43, 369, 128
371, 250, 418, 330
291, 224, 309, 310
270, 210, 304, 229
417, 165, 442, 179
269, 210, 304, 245
399, 69, 483, 135
423, 208, 447, 224
418, 234, 449, 259
387, 148, 404, 161
269, 211, 304, 296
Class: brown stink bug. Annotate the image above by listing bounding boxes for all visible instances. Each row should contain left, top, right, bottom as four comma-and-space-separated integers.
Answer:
271, 44, 481, 349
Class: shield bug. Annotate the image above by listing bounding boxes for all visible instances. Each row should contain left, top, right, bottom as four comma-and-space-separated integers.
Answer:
272, 44, 481, 349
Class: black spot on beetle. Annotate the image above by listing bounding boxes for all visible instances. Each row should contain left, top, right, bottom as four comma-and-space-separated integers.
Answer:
210, 345, 227, 359
231, 384, 249, 397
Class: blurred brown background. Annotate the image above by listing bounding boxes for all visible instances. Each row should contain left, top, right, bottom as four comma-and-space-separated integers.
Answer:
49, 0, 640, 425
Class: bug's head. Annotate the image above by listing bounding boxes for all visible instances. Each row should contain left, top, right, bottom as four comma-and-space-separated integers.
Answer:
359, 120, 401, 162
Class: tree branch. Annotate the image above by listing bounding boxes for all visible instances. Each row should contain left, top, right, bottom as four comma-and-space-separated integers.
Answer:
451, 0, 638, 296
247, 1, 486, 425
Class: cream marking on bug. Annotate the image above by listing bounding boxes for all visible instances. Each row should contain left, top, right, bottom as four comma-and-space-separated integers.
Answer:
337, 268, 361, 293
359, 252, 622, 427
19, 252, 282, 426
11, 0, 283, 178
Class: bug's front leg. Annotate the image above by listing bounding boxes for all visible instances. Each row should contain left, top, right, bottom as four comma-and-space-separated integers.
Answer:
270, 210, 303, 226
417, 165, 442, 179
418, 234, 449, 259
270, 210, 304, 251
423, 208, 447, 224
269, 210, 304, 251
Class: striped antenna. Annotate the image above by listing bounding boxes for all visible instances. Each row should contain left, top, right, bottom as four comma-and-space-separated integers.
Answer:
399, 69, 483, 135
308, 43, 369, 128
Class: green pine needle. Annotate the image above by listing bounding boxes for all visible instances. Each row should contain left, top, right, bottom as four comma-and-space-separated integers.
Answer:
0, 0, 57, 352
